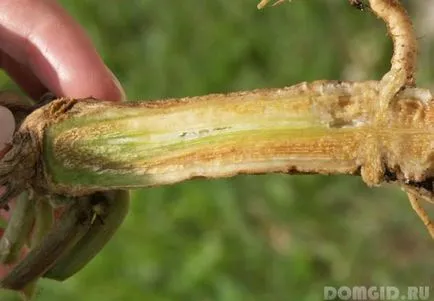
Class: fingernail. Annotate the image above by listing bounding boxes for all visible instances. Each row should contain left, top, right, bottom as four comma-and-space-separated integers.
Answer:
105, 66, 127, 102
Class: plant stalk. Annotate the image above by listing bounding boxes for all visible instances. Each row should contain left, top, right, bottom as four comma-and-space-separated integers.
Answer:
10, 80, 431, 197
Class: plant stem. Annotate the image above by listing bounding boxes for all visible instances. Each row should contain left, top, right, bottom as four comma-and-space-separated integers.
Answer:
17, 80, 429, 196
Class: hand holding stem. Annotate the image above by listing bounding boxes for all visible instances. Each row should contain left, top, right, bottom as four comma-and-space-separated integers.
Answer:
0, 0, 125, 295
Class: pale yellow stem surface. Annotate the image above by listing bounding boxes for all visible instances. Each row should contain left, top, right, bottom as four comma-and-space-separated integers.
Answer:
16, 80, 431, 197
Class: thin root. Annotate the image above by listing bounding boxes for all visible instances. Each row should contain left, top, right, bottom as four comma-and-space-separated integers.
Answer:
257, 0, 288, 10
259, 0, 417, 118
368, 0, 417, 116
406, 192, 434, 239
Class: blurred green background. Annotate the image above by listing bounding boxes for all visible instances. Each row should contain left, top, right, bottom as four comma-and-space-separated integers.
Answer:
3, 0, 434, 300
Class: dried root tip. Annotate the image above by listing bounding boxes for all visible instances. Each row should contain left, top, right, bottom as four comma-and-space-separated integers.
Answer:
406, 192, 434, 240
257, 0, 288, 9
368, 0, 418, 113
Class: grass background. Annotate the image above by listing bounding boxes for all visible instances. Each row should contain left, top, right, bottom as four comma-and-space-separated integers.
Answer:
3, 0, 434, 300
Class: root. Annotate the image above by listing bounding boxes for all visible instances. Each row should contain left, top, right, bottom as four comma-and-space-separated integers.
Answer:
257, 0, 418, 117
257, 0, 288, 9
407, 192, 434, 240
368, 0, 418, 116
